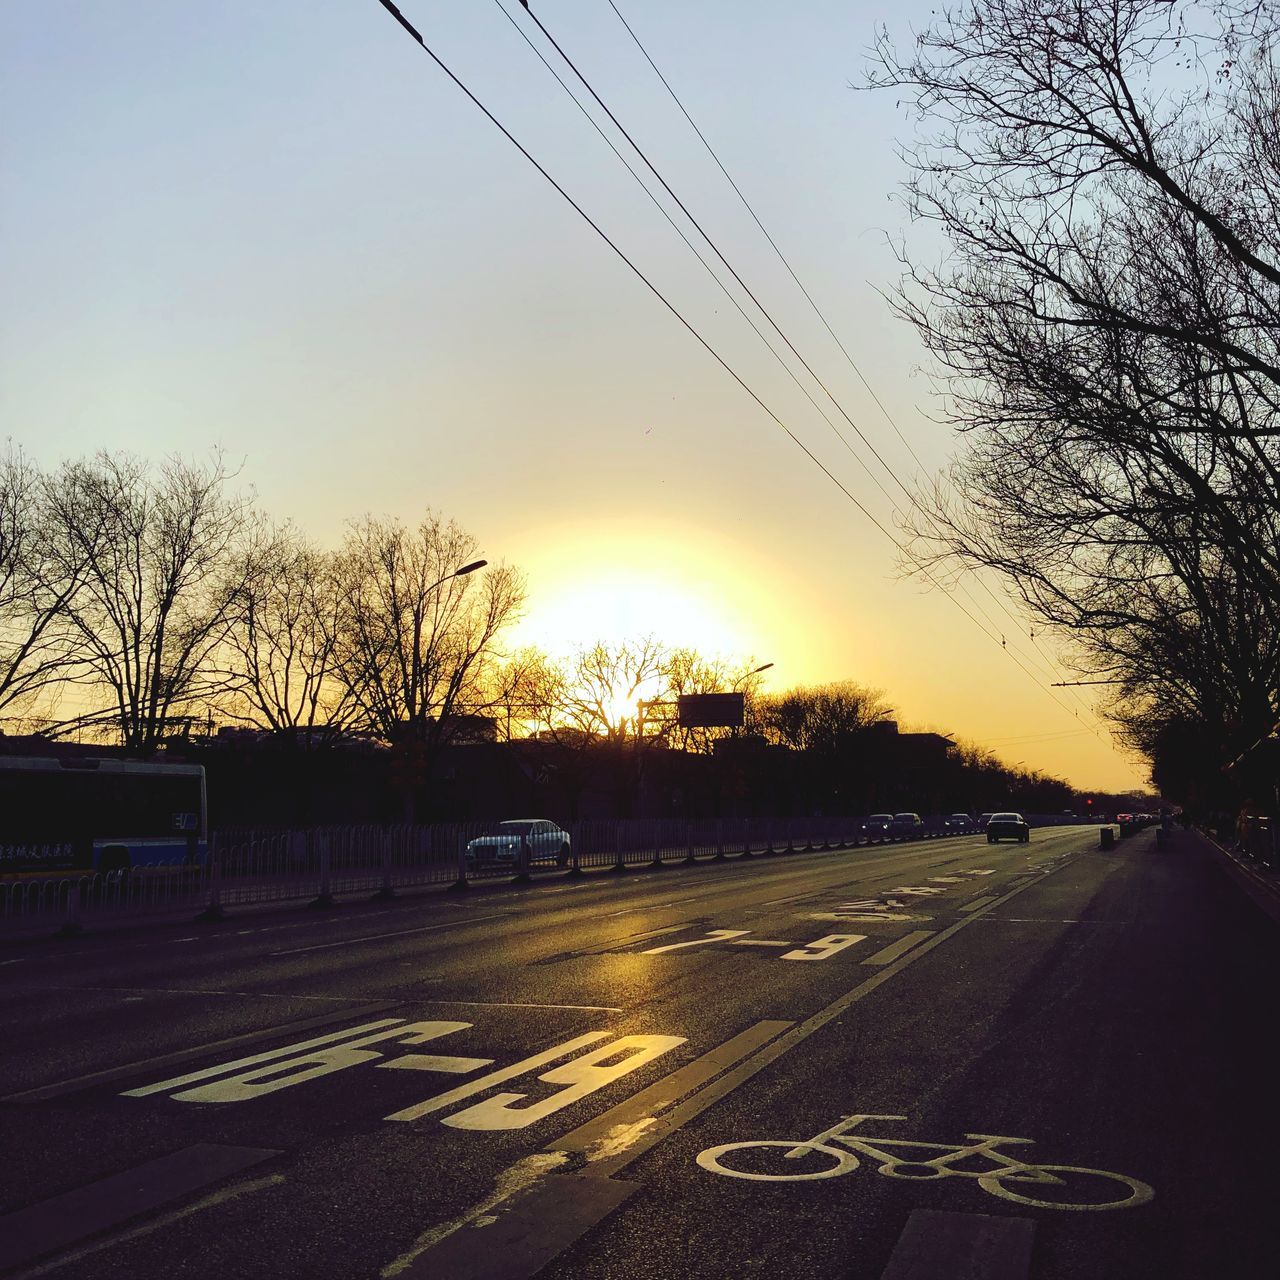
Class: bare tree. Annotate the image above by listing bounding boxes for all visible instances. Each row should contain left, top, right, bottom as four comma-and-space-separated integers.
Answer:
554, 638, 668, 743
0, 445, 85, 719
42, 451, 252, 751
329, 512, 524, 751
487, 647, 565, 744
758, 682, 893, 753
868, 0, 1280, 775
216, 520, 354, 743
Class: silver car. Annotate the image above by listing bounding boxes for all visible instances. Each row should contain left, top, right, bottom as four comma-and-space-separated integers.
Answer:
466, 819, 572, 869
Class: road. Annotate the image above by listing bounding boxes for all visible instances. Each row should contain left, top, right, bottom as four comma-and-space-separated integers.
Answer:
1, 825, 1277, 1279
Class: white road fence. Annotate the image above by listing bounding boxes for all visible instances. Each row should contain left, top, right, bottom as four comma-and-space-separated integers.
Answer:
0, 814, 1075, 933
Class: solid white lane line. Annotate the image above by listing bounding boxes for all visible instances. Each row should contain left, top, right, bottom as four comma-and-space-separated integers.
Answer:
419, 1001, 623, 1013
606, 893, 704, 917
861, 930, 937, 967
958, 896, 999, 914
272, 913, 509, 956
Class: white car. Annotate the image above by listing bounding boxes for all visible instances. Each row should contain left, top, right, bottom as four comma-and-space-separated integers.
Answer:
466, 819, 572, 869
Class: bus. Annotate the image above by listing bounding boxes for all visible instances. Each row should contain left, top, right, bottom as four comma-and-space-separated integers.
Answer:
0, 756, 207, 875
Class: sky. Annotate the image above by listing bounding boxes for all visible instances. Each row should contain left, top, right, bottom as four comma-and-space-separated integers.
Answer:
0, 1, 1151, 792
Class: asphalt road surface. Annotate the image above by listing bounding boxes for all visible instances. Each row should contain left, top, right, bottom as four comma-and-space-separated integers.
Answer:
2, 825, 1277, 1280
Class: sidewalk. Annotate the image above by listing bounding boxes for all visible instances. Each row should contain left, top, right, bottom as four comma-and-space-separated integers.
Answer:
1196, 827, 1280, 925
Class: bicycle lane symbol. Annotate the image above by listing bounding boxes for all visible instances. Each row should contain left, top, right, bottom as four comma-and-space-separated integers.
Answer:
695, 1114, 1154, 1211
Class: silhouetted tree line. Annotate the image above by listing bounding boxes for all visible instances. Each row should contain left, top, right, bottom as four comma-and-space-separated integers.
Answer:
0, 446, 1121, 825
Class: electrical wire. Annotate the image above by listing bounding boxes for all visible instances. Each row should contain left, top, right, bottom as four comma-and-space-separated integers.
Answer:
489, 0, 898, 508
599, 0, 1107, 721
606, 0, 931, 479
514, 0, 1107, 726
369, 0, 1142, 779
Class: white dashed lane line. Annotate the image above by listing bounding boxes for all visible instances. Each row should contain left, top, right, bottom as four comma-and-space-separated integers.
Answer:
271, 913, 510, 956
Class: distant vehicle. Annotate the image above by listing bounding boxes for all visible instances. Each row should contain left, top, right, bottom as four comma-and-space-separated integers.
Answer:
888, 812, 924, 841
978, 813, 994, 830
466, 819, 571, 869
863, 813, 894, 843
944, 813, 974, 833
986, 812, 1030, 844
0, 755, 206, 875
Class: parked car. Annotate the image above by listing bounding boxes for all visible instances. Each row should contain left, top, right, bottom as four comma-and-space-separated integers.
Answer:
863, 813, 894, 843
888, 812, 924, 841
986, 812, 1030, 843
466, 819, 571, 869
978, 812, 994, 830
944, 813, 974, 833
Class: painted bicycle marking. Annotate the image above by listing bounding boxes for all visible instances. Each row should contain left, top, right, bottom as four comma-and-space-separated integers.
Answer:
808, 873, 997, 924
696, 1114, 1154, 1211
810, 899, 925, 924
124, 1019, 685, 1130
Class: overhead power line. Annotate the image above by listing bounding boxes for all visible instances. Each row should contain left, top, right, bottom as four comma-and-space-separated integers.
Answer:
511, 0, 1106, 725
605, 0, 931, 480
489, 0, 898, 506
598, 0, 1108, 727
368, 0, 1137, 776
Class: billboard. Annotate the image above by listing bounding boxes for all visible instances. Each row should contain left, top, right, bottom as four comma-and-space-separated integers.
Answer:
677, 692, 745, 728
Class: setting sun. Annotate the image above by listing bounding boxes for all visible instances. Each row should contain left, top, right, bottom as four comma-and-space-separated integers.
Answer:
507, 520, 764, 663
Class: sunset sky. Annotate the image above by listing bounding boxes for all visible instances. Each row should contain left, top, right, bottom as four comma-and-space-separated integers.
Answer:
0, 1, 1149, 791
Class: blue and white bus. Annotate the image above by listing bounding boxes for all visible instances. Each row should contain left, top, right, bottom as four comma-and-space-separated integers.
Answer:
0, 756, 207, 875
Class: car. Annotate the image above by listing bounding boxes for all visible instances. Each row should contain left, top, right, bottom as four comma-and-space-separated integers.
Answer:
466, 819, 571, 869
863, 813, 894, 843
944, 813, 974, 833
986, 812, 1030, 843
978, 812, 994, 830
888, 812, 924, 841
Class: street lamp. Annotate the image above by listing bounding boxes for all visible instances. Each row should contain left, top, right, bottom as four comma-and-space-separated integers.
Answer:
733, 662, 774, 691
731, 662, 774, 737
426, 559, 487, 593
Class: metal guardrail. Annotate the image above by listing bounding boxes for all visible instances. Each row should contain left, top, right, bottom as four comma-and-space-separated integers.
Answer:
0, 813, 1078, 933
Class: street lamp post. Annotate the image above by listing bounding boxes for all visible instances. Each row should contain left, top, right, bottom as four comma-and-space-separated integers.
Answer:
394, 557, 488, 834
732, 662, 774, 735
